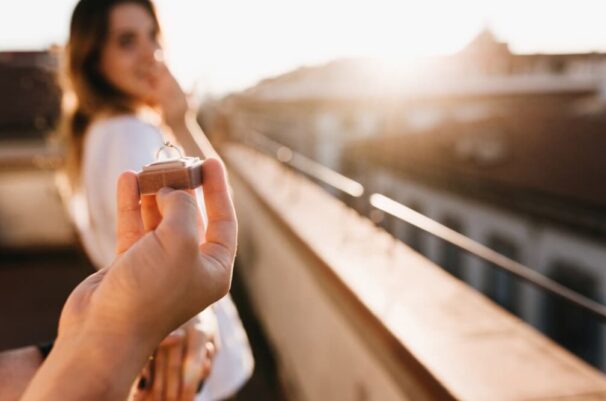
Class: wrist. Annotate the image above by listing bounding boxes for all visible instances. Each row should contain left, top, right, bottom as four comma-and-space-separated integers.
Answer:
59, 324, 153, 380
36, 327, 153, 400
21, 329, 151, 401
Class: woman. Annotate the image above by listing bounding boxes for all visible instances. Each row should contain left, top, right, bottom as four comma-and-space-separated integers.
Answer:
62, 1, 253, 400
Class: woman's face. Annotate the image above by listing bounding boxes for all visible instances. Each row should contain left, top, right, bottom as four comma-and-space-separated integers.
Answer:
98, 3, 161, 105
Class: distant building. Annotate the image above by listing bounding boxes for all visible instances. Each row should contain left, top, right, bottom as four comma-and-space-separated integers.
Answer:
0, 49, 72, 249
451, 28, 606, 78
224, 28, 606, 169
0, 49, 62, 140
217, 29, 606, 370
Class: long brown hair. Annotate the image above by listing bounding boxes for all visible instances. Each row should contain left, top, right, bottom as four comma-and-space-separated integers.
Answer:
62, 0, 161, 188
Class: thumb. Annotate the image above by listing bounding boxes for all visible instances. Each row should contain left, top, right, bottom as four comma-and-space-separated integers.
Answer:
154, 188, 200, 249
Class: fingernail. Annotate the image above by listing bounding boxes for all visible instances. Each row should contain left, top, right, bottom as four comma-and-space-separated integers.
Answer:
138, 377, 148, 390
158, 187, 172, 196
197, 380, 205, 394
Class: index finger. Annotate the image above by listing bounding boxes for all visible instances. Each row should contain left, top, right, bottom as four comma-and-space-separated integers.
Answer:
141, 194, 161, 232
115, 171, 144, 254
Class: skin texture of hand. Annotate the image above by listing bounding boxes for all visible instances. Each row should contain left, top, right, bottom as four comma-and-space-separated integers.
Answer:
19, 158, 237, 401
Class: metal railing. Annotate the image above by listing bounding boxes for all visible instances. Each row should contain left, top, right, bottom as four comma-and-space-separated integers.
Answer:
249, 131, 364, 197
244, 130, 606, 323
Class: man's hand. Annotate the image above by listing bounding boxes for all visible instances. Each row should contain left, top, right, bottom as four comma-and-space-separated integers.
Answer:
20, 158, 237, 401
62, 158, 235, 345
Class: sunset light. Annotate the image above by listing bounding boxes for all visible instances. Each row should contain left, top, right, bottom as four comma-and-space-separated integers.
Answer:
3, 0, 606, 93
4, 0, 606, 398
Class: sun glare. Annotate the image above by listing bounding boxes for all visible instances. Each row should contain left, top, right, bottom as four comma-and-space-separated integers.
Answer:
155, 0, 486, 92
3, 0, 606, 93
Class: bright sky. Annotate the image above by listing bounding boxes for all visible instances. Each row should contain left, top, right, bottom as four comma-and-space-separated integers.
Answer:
2, 0, 606, 95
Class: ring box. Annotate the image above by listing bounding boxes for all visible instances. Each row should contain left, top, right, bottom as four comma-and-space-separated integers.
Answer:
137, 157, 203, 195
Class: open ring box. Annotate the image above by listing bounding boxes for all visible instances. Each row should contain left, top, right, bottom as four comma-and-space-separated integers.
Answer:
137, 157, 204, 195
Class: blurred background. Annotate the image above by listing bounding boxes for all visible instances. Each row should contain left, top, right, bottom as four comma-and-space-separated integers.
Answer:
2, 1, 606, 400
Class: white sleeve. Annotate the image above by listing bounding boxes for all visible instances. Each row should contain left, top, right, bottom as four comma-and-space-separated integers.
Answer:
82, 117, 163, 268
100, 120, 162, 225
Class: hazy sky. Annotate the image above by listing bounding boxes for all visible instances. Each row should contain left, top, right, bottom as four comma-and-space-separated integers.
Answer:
2, 0, 606, 94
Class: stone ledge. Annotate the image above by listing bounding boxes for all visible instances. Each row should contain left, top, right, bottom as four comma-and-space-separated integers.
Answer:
224, 143, 606, 401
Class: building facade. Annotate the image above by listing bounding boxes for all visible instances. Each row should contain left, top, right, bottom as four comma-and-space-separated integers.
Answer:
214, 29, 606, 370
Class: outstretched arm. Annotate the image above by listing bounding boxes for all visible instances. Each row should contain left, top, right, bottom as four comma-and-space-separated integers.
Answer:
19, 159, 237, 401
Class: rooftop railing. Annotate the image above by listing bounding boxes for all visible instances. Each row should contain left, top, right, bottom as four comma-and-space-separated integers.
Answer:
245, 130, 606, 323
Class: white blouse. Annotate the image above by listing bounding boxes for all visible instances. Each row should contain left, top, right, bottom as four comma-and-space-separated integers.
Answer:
71, 115, 254, 400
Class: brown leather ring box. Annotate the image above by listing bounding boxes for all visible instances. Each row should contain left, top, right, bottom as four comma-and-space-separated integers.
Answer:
137, 157, 204, 195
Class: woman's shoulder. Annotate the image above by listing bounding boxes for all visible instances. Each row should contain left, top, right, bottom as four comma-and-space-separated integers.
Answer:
86, 114, 164, 149
88, 114, 159, 135
81, 113, 166, 189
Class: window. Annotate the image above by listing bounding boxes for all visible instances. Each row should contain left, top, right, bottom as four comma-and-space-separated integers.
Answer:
542, 261, 602, 368
440, 216, 464, 279
483, 234, 519, 313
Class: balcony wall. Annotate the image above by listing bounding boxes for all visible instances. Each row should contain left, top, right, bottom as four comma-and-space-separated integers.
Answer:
224, 143, 606, 401
0, 140, 73, 248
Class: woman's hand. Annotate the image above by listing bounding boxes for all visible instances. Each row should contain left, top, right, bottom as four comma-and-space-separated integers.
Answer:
134, 313, 217, 401
148, 63, 192, 129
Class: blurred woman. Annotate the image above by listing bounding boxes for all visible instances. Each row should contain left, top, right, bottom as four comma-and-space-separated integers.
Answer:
61, 1, 253, 399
